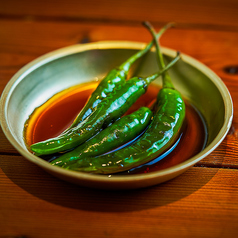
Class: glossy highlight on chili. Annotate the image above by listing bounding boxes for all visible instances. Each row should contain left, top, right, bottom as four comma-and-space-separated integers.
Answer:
64, 22, 186, 174
50, 107, 153, 167
31, 53, 180, 156
63, 23, 174, 132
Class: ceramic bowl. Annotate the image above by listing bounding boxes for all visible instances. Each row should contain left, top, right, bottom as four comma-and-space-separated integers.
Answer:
0, 41, 233, 189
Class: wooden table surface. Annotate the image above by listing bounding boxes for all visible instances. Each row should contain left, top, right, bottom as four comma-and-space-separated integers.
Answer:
1, 0, 238, 237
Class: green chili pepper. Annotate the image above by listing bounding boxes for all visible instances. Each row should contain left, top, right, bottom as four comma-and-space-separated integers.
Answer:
64, 22, 186, 174
64, 23, 174, 131
50, 107, 153, 167
31, 53, 181, 156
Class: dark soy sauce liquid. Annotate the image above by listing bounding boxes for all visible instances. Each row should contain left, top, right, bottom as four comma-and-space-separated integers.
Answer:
25, 82, 207, 174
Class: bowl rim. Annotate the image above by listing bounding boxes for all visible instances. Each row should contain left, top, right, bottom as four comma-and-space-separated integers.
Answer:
0, 41, 233, 185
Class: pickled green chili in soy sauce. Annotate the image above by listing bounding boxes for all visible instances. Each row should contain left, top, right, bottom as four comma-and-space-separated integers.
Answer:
25, 82, 207, 174
30, 53, 180, 156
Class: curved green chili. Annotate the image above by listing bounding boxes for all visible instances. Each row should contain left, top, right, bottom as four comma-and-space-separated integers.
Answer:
50, 107, 153, 167
65, 90, 185, 174
64, 23, 174, 131
31, 53, 181, 156
64, 22, 186, 174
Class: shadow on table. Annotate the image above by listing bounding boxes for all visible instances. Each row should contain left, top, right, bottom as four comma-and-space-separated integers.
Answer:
1, 139, 227, 212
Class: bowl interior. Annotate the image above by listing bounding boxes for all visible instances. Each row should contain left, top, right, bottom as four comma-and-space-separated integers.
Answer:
0, 42, 233, 189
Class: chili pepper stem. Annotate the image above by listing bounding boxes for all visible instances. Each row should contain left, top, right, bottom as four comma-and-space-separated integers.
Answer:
119, 22, 175, 72
143, 21, 177, 89
144, 52, 180, 86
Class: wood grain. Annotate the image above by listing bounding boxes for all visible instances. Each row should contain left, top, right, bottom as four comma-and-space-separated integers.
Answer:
0, 0, 238, 30
0, 154, 238, 237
